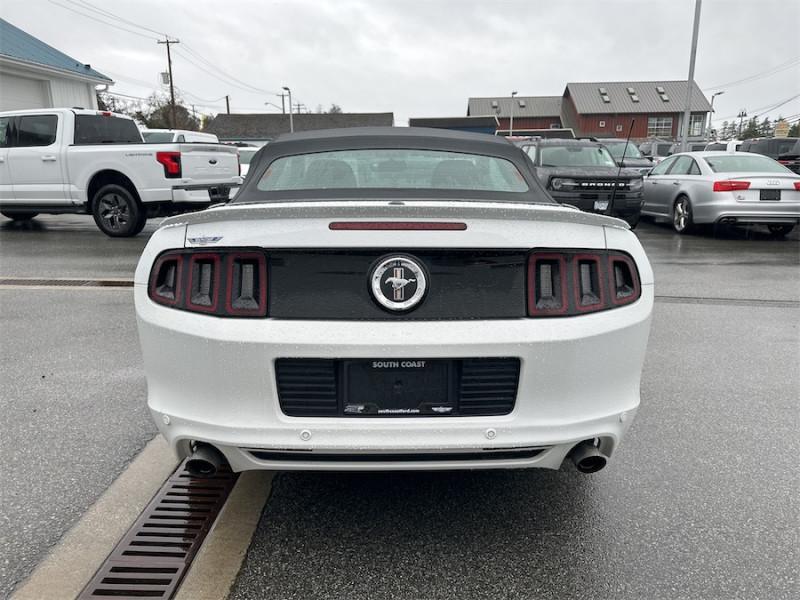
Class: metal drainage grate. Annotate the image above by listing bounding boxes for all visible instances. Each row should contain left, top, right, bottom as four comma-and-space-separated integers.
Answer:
78, 460, 238, 599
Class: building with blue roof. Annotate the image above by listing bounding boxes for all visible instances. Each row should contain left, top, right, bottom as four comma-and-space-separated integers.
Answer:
0, 18, 114, 111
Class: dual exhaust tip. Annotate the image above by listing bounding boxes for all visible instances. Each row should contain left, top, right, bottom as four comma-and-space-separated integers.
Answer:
187, 440, 608, 476
569, 440, 608, 474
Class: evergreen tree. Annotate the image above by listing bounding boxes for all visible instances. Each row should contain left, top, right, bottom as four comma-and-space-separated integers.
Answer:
788, 122, 800, 137
741, 117, 760, 139
759, 117, 772, 137
719, 120, 730, 140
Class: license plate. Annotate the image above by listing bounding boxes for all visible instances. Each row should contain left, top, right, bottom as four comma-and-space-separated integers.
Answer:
594, 200, 609, 211
343, 359, 453, 416
760, 189, 781, 201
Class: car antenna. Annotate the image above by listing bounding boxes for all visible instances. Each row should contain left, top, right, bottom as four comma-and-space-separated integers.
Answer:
608, 118, 635, 218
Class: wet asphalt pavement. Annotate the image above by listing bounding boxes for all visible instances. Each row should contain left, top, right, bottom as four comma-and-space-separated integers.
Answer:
1, 214, 798, 599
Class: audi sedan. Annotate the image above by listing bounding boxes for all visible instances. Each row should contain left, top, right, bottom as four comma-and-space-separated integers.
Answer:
135, 127, 653, 475
641, 151, 800, 235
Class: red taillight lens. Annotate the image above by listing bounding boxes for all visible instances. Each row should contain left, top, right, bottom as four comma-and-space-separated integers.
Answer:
148, 249, 267, 317
156, 151, 182, 178
713, 180, 750, 192
794, 181, 800, 191
225, 252, 268, 316
527, 250, 641, 317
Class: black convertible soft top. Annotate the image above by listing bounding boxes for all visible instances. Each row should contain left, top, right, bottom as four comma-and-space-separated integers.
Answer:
232, 127, 554, 205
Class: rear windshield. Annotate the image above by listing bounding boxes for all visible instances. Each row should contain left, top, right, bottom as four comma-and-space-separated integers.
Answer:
602, 141, 644, 159
539, 145, 617, 167
657, 144, 672, 156
256, 149, 529, 192
703, 154, 791, 174
142, 131, 176, 143
74, 115, 142, 145
705, 143, 726, 151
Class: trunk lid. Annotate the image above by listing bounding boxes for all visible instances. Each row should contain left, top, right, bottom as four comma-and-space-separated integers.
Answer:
177, 144, 239, 182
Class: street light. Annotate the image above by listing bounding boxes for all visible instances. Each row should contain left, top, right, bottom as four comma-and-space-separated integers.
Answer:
707, 90, 724, 141
282, 86, 293, 133
509, 91, 518, 137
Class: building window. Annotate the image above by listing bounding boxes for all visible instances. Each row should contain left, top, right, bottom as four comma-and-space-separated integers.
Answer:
689, 114, 704, 137
599, 120, 606, 128
550, 123, 560, 129
647, 116, 673, 138
616, 124, 623, 132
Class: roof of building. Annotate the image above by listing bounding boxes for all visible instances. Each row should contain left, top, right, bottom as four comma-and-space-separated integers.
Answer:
0, 18, 112, 83
205, 112, 395, 140
467, 96, 563, 118
564, 80, 711, 114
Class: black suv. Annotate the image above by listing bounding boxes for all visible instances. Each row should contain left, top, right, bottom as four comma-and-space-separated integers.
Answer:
518, 138, 644, 227
740, 137, 800, 174
594, 138, 653, 174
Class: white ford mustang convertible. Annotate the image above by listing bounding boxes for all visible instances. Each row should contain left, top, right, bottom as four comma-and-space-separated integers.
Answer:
134, 127, 653, 475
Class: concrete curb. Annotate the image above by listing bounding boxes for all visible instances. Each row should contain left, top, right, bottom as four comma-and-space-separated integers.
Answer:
11, 436, 177, 600
174, 471, 274, 600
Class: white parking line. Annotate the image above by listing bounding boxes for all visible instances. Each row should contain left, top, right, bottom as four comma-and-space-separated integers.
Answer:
11, 437, 177, 600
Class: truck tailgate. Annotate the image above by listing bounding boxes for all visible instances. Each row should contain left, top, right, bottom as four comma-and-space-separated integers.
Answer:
178, 144, 239, 182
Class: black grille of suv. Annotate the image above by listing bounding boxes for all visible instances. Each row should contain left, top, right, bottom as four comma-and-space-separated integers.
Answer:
275, 358, 520, 417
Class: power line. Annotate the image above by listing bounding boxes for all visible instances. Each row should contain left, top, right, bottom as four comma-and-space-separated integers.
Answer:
71, 0, 167, 37
46, 0, 160, 40
703, 57, 800, 90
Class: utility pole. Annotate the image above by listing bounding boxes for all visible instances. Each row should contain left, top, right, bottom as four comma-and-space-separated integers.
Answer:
679, 0, 701, 152
157, 37, 180, 128
277, 93, 288, 114
738, 110, 747, 136
509, 91, 518, 137
225, 95, 230, 114
283, 86, 293, 133
294, 103, 306, 114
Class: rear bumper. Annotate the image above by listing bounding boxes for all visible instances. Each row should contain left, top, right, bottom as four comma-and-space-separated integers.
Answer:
693, 198, 800, 225
135, 283, 653, 471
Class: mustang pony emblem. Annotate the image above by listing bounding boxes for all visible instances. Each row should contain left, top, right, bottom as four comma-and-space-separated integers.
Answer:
384, 276, 416, 290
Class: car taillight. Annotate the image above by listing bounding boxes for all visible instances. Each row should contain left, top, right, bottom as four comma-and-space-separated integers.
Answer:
527, 250, 640, 317
156, 151, 182, 178
794, 181, 800, 191
713, 180, 750, 192
148, 250, 267, 317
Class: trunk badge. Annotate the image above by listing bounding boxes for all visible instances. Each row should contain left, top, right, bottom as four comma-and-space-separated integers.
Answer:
187, 236, 223, 245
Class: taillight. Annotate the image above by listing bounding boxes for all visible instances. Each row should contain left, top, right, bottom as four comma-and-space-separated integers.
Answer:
156, 151, 182, 178
148, 249, 267, 317
527, 250, 641, 317
713, 180, 750, 192
794, 181, 800, 191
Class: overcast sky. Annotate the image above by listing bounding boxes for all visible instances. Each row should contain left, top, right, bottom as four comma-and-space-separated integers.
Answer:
2, 0, 799, 127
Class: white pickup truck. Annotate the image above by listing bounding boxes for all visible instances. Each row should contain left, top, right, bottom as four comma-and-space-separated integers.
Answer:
0, 108, 241, 236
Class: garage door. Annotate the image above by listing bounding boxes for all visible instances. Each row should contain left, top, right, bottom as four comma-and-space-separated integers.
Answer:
0, 73, 50, 111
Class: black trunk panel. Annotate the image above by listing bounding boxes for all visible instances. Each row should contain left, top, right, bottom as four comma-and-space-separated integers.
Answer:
268, 250, 527, 320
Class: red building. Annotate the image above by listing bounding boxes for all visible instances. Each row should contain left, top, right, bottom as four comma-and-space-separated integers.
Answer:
468, 80, 711, 142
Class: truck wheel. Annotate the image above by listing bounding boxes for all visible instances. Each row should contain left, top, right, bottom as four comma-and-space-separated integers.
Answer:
1, 211, 39, 221
91, 184, 146, 237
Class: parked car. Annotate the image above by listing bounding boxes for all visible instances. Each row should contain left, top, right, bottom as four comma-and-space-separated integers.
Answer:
238, 146, 260, 177
739, 137, 798, 159
135, 127, 653, 475
704, 140, 742, 152
668, 141, 707, 155
595, 138, 653, 174
142, 129, 219, 144
638, 139, 673, 163
519, 138, 643, 227
641, 151, 800, 236
776, 139, 800, 175
0, 109, 241, 236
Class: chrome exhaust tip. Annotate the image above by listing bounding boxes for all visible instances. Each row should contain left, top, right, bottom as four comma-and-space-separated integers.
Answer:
186, 443, 226, 477
570, 440, 608, 474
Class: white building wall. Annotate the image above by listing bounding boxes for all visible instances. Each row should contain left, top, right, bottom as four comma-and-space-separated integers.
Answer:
48, 77, 97, 109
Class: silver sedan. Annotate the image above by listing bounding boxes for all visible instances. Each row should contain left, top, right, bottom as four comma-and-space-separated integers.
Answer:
641, 151, 800, 236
